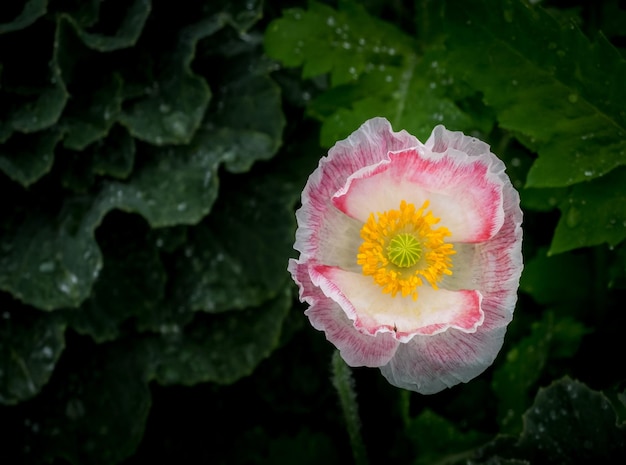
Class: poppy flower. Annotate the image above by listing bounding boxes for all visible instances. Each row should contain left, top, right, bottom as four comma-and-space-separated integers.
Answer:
288, 117, 523, 394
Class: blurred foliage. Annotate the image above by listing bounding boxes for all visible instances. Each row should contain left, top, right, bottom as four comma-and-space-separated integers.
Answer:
1, 0, 626, 464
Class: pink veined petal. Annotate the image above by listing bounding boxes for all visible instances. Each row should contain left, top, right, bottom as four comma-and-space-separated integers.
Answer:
288, 259, 399, 367
426, 124, 495, 159
333, 147, 505, 243
294, 118, 419, 264
378, 127, 524, 394
473, 168, 524, 332
380, 325, 507, 394
289, 120, 523, 394
310, 265, 484, 342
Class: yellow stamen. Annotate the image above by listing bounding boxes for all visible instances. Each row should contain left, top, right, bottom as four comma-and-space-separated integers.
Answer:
356, 200, 455, 300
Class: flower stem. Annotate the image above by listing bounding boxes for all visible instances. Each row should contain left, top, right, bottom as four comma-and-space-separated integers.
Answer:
331, 351, 369, 465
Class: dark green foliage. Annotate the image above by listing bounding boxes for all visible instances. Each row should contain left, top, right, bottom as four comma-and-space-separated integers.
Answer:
1, 0, 626, 464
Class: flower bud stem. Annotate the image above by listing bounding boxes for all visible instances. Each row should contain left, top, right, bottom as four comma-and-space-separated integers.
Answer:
331, 350, 369, 465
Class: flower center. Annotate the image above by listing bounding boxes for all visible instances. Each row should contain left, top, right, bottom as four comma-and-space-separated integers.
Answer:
357, 200, 455, 300
388, 233, 422, 267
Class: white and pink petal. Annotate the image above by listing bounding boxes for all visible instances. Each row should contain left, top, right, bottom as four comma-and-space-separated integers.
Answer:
309, 265, 484, 342
332, 147, 505, 243
380, 325, 507, 394
288, 259, 399, 367
294, 118, 419, 262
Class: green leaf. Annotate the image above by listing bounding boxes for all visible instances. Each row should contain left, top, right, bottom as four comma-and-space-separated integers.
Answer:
95, 134, 222, 228
68, 0, 151, 51
169, 167, 297, 314
520, 249, 591, 304
0, 128, 62, 186
60, 73, 124, 150
0, 197, 104, 311
91, 125, 135, 179
145, 289, 291, 385
208, 53, 286, 173
0, 19, 68, 138
66, 214, 166, 343
314, 51, 478, 147
33, 341, 152, 465
492, 312, 588, 434
209, 0, 263, 32
265, 1, 482, 147
0, 303, 65, 405
444, 0, 626, 188
406, 409, 488, 465
550, 167, 626, 254
265, 0, 413, 86
517, 377, 626, 463
520, 187, 565, 212
0, 0, 47, 34
118, 17, 216, 145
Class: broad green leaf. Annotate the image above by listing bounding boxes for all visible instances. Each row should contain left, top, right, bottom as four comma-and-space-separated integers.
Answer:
54, 17, 125, 150
118, 17, 216, 145
60, 73, 123, 150
444, 0, 626, 188
550, 167, 626, 254
145, 289, 291, 386
95, 133, 222, 228
0, 0, 47, 34
0, 303, 65, 405
517, 377, 626, 463
66, 215, 166, 343
0, 197, 103, 311
492, 312, 587, 434
56, 0, 100, 27
33, 341, 152, 465
208, 53, 286, 173
520, 249, 591, 304
209, 0, 263, 33
407, 409, 488, 465
520, 187, 566, 212
69, 0, 151, 51
91, 125, 135, 179
265, 0, 413, 86
94, 51, 284, 227
169, 166, 297, 314
314, 52, 478, 147
0, 128, 62, 186
0, 19, 68, 138
265, 1, 482, 147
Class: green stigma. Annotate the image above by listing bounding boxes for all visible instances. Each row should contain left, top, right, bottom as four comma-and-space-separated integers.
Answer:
387, 233, 422, 268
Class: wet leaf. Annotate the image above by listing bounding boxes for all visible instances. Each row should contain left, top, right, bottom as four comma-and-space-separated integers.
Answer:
145, 289, 291, 386
0, 0, 47, 34
0, 197, 103, 311
550, 167, 626, 254
69, 0, 151, 51
118, 17, 217, 145
264, 0, 413, 86
0, 19, 68, 138
265, 1, 480, 146
492, 312, 588, 434
169, 167, 297, 314
0, 128, 62, 186
66, 214, 166, 343
91, 125, 135, 179
32, 341, 152, 465
444, 0, 626, 188
60, 73, 124, 150
517, 377, 626, 464
407, 409, 488, 465
0, 303, 66, 405
520, 249, 591, 304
